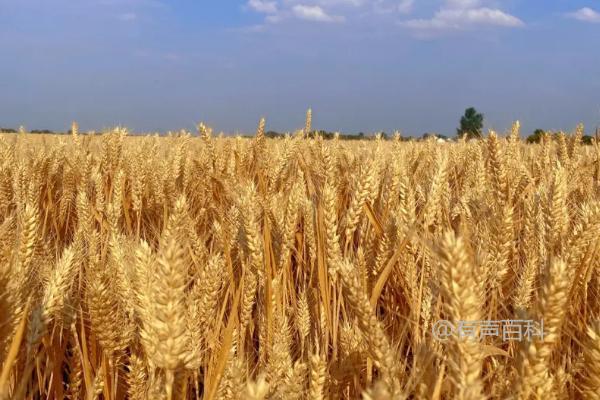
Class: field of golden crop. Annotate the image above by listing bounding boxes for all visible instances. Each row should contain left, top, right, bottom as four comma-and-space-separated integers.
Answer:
1, 121, 600, 399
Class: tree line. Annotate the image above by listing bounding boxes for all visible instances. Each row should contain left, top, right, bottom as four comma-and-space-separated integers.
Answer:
3, 108, 598, 143
455, 107, 596, 144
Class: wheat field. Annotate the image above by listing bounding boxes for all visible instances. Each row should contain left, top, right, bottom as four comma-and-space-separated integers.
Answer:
0, 119, 599, 400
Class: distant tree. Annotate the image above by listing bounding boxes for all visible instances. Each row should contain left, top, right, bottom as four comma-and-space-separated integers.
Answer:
265, 130, 283, 138
582, 135, 594, 145
526, 129, 546, 144
457, 107, 484, 139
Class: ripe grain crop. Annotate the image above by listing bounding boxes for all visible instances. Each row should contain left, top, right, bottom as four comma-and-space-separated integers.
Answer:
0, 119, 599, 399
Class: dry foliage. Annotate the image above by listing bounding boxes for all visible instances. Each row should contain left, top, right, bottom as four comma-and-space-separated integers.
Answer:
0, 120, 600, 399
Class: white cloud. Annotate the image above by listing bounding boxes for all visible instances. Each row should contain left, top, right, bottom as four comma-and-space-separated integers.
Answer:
265, 14, 284, 23
404, 8, 523, 29
567, 7, 600, 23
397, 0, 414, 14
246, 0, 413, 25
400, 1, 523, 36
371, 0, 414, 14
313, 0, 365, 6
445, 0, 481, 9
247, 0, 277, 14
292, 4, 344, 22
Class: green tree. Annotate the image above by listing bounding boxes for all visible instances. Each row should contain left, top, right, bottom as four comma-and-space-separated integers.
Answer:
582, 135, 594, 145
526, 129, 545, 144
457, 107, 484, 139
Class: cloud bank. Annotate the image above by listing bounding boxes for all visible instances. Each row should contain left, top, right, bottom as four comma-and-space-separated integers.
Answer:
246, 0, 411, 24
246, 0, 524, 37
400, 0, 523, 36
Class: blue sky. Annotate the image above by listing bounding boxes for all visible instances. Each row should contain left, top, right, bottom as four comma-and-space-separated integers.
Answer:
1, 0, 599, 136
